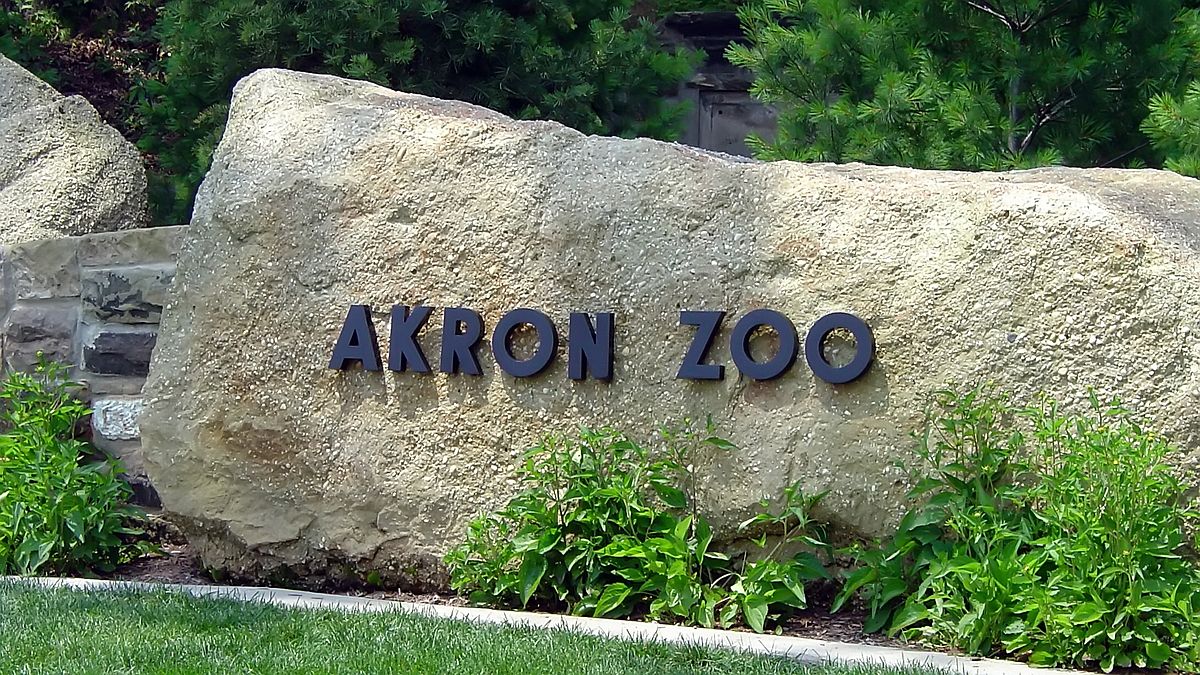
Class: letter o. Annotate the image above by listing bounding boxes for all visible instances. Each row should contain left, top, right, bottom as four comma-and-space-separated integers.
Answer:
804, 312, 875, 384
729, 309, 798, 381
492, 308, 558, 378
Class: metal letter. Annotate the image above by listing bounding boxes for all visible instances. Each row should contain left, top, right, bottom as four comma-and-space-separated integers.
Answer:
567, 312, 614, 381
804, 312, 875, 384
329, 305, 381, 371
677, 310, 725, 380
491, 308, 558, 378
729, 309, 798, 381
388, 305, 433, 373
439, 307, 484, 375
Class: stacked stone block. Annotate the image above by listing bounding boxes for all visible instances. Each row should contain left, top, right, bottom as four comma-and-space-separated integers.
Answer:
0, 226, 186, 504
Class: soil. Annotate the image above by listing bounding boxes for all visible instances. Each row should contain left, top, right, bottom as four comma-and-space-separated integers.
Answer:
104, 513, 902, 649
8, 3, 163, 146
91, 517, 1148, 672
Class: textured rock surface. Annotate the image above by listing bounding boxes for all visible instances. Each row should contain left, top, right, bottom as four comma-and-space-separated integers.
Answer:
142, 68, 1200, 588
82, 266, 174, 323
2, 304, 77, 371
92, 398, 145, 442
83, 327, 156, 376
78, 226, 186, 267
0, 55, 147, 243
8, 237, 80, 300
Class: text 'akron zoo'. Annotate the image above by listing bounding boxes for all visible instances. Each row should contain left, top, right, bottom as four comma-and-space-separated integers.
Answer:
329, 305, 875, 384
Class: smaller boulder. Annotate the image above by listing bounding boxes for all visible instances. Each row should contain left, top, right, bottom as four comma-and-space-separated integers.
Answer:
0, 55, 149, 243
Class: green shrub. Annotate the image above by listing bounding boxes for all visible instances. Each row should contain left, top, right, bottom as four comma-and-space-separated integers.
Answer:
139, 0, 700, 223
0, 359, 142, 575
0, 1, 65, 83
445, 420, 831, 632
835, 385, 1200, 673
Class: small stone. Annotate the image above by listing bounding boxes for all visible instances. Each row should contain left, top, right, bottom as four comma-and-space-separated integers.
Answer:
81, 265, 174, 324
91, 398, 145, 441
82, 327, 156, 377
2, 304, 77, 371
7, 237, 79, 300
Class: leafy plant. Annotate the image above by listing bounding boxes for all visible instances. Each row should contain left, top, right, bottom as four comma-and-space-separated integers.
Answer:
835, 385, 1200, 673
0, 1, 67, 83
733, 482, 833, 632
445, 420, 831, 632
0, 357, 142, 575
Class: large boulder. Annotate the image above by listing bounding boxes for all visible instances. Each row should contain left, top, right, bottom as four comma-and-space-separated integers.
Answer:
141, 68, 1200, 588
0, 55, 147, 243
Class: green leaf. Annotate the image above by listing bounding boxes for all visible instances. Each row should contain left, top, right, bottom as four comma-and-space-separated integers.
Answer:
517, 554, 546, 607
653, 484, 687, 509
673, 516, 692, 542
1145, 642, 1171, 665
863, 606, 893, 634
719, 600, 739, 628
1070, 602, 1104, 624
594, 582, 632, 618
65, 511, 84, 542
791, 552, 831, 580
742, 595, 769, 633
1028, 650, 1057, 666
888, 601, 928, 634
876, 577, 909, 607
779, 575, 807, 609
832, 567, 876, 613
703, 436, 736, 451
694, 517, 713, 563
898, 506, 944, 532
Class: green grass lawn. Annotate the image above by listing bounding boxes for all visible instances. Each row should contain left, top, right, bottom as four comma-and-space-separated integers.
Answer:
0, 582, 951, 675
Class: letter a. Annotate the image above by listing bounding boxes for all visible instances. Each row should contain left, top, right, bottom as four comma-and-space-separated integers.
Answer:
329, 305, 381, 371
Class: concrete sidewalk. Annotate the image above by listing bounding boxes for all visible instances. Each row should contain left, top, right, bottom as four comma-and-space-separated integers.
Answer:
5, 576, 1085, 675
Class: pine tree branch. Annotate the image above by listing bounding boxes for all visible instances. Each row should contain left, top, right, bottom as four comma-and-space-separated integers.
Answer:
1022, 1, 1071, 33
1018, 92, 1076, 153
1099, 141, 1151, 168
1008, 73, 1020, 154
961, 0, 1016, 31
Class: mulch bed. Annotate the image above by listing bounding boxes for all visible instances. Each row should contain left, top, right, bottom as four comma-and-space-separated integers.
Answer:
102, 512, 904, 649
90, 516, 1150, 672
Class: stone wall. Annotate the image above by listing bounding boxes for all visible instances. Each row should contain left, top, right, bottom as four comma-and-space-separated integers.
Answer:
0, 225, 186, 503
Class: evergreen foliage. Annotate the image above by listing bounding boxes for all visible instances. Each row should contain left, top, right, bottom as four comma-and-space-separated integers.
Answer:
729, 0, 1200, 170
140, 0, 699, 223
658, 1, 745, 12
1143, 81, 1200, 177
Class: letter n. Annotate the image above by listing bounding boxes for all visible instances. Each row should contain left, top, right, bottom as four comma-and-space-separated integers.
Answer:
568, 312, 614, 381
